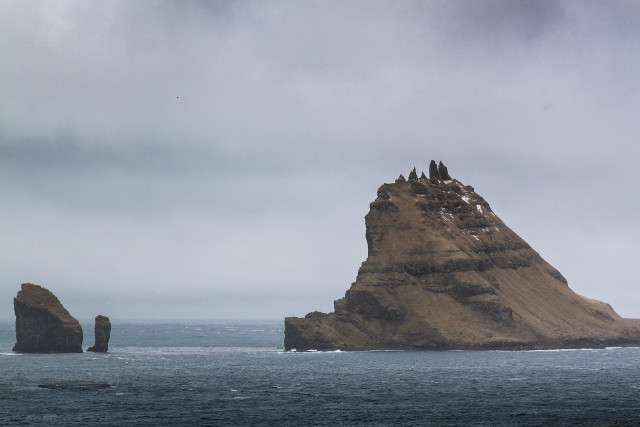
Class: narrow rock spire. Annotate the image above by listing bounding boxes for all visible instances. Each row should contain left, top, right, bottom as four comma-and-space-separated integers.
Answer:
429, 160, 440, 183
87, 315, 111, 352
438, 161, 451, 180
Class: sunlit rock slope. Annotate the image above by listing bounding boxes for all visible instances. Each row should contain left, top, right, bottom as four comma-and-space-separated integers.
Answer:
285, 161, 640, 351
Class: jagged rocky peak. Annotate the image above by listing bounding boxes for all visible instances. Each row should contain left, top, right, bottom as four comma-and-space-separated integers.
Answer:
87, 315, 111, 352
427, 159, 452, 182
284, 162, 640, 351
13, 283, 83, 353
408, 167, 418, 181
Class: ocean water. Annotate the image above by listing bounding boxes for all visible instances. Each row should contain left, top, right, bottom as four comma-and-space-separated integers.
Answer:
1, 320, 639, 426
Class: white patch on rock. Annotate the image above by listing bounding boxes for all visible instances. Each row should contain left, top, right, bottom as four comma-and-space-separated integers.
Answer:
461, 196, 470, 204
439, 210, 454, 221
476, 204, 483, 213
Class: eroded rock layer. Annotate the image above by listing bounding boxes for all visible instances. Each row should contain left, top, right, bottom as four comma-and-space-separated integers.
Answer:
285, 163, 640, 351
13, 283, 83, 353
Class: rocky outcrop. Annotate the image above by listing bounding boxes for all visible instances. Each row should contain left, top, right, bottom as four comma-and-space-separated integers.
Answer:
13, 283, 83, 353
428, 160, 439, 182
87, 315, 111, 352
285, 162, 640, 351
438, 161, 451, 180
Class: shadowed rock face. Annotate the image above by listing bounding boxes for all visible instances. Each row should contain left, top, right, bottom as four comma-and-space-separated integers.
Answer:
13, 283, 83, 353
87, 315, 111, 352
285, 162, 640, 351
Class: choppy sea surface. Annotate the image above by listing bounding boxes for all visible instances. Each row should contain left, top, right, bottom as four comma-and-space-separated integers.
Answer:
1, 320, 640, 426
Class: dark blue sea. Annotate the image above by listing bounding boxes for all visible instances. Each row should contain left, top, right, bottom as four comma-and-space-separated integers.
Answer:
1, 320, 639, 426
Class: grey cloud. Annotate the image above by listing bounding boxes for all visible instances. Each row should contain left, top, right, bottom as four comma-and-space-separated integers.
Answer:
412, 0, 567, 50
1, 1, 639, 319
0, 135, 349, 218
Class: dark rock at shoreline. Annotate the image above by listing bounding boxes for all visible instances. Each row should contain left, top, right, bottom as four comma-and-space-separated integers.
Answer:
12, 283, 83, 353
87, 315, 111, 352
284, 161, 640, 351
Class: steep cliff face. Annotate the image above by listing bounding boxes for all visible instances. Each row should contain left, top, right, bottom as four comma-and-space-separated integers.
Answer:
13, 283, 83, 353
285, 163, 640, 351
87, 315, 111, 352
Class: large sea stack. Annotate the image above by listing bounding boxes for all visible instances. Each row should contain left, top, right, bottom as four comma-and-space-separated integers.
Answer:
87, 315, 111, 352
13, 283, 83, 353
285, 162, 640, 351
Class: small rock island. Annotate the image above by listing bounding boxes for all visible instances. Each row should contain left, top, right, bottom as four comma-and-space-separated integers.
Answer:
13, 283, 83, 353
87, 315, 111, 352
285, 162, 640, 351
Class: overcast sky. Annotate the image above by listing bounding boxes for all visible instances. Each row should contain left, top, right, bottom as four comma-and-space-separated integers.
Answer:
1, 0, 639, 321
